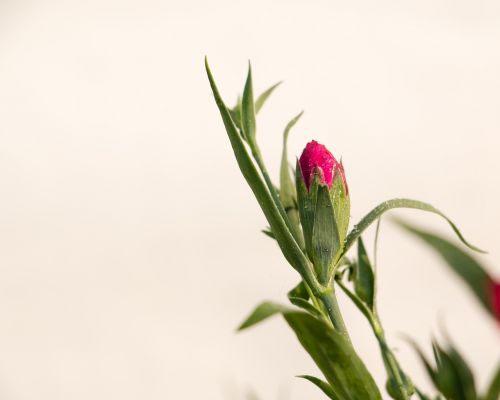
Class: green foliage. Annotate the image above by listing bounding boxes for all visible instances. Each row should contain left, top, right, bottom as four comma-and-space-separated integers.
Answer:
297, 375, 341, 400
408, 337, 478, 400
343, 199, 484, 259
279, 111, 304, 246
354, 238, 375, 310
395, 220, 494, 318
284, 311, 382, 400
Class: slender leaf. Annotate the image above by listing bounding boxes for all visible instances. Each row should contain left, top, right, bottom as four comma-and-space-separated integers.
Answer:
354, 238, 375, 309
205, 58, 311, 278
484, 362, 500, 400
255, 81, 282, 113
395, 220, 493, 315
279, 111, 304, 245
237, 301, 291, 331
343, 199, 484, 258
298, 375, 342, 400
241, 63, 257, 144
284, 311, 382, 400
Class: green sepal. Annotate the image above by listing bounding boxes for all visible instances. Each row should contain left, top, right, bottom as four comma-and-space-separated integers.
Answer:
284, 311, 382, 400
395, 220, 494, 318
296, 159, 317, 260
354, 237, 375, 310
312, 184, 340, 283
297, 375, 342, 400
330, 165, 350, 244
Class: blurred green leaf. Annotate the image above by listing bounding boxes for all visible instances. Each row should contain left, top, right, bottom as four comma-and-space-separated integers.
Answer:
407, 337, 477, 400
287, 281, 322, 317
484, 362, 500, 400
354, 238, 375, 309
298, 375, 342, 400
284, 311, 382, 400
237, 301, 291, 331
395, 220, 493, 317
255, 81, 282, 113
343, 199, 484, 258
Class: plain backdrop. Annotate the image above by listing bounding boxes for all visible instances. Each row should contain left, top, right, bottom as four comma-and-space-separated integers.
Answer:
0, 1, 499, 399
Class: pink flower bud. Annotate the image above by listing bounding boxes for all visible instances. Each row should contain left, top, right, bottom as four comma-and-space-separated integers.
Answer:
299, 140, 347, 191
489, 280, 500, 323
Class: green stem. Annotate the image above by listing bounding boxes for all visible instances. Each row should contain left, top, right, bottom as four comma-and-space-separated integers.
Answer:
372, 319, 410, 400
318, 286, 350, 342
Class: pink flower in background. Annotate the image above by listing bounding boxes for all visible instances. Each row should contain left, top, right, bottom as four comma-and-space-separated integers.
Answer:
490, 280, 500, 323
299, 140, 347, 191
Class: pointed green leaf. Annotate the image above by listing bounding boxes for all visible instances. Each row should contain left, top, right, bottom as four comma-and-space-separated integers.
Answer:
280, 112, 304, 245
284, 311, 382, 400
343, 198, 484, 258
336, 279, 374, 322
312, 185, 340, 283
298, 375, 342, 400
395, 221, 493, 316
205, 58, 311, 278
330, 167, 350, 242
354, 238, 375, 309
484, 362, 500, 400
237, 301, 292, 331
241, 63, 256, 144
255, 81, 282, 113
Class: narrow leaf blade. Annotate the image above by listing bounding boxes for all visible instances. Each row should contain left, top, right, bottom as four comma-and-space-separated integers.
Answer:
298, 375, 342, 400
237, 301, 291, 331
343, 198, 484, 257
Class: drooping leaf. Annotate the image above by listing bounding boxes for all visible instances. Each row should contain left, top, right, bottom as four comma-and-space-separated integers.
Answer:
298, 375, 342, 400
255, 81, 282, 113
312, 185, 340, 283
343, 199, 484, 258
484, 362, 500, 400
284, 311, 382, 400
205, 58, 311, 278
354, 238, 375, 309
237, 301, 292, 331
395, 220, 494, 317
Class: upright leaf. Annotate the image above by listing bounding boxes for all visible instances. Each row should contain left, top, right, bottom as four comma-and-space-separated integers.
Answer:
255, 81, 282, 113
354, 238, 375, 309
279, 112, 304, 244
205, 58, 311, 278
241, 63, 257, 144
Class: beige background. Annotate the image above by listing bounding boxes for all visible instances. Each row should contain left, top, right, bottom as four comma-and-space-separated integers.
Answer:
0, 0, 499, 399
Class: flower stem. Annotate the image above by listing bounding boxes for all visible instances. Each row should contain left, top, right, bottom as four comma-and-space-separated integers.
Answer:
319, 286, 351, 342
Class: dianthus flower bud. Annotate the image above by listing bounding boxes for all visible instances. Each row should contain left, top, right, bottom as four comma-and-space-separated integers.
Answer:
296, 140, 350, 284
